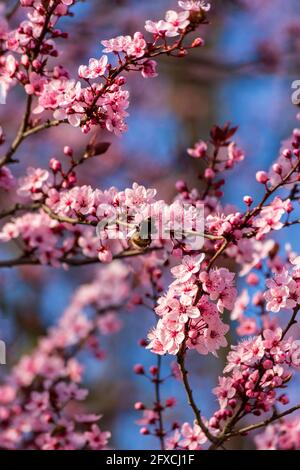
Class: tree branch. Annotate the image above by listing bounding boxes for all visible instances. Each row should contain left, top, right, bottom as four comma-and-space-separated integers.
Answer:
224, 403, 300, 438
0, 246, 163, 269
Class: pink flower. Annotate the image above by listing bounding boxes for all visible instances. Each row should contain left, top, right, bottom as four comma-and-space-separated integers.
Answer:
179, 422, 207, 450
102, 35, 132, 53
24, 72, 46, 95
17, 167, 50, 200
254, 197, 290, 239
213, 377, 236, 409
126, 32, 146, 58
0, 222, 19, 242
263, 328, 282, 350
97, 312, 122, 335
171, 254, 205, 282
255, 425, 278, 450
25, 391, 49, 413
78, 55, 108, 79
0, 166, 15, 190
264, 269, 297, 312
145, 20, 178, 38
178, 1, 211, 12
236, 317, 258, 336
78, 231, 99, 258
204, 319, 229, 353
255, 419, 300, 450
227, 141, 245, 165
141, 59, 158, 78
84, 424, 111, 450
231, 289, 249, 320
136, 409, 159, 425
98, 245, 113, 263
166, 429, 181, 449
165, 10, 190, 31
187, 140, 207, 158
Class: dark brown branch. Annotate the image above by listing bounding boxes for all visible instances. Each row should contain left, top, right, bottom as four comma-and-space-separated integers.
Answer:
224, 403, 300, 438
0, 246, 163, 269
177, 348, 218, 444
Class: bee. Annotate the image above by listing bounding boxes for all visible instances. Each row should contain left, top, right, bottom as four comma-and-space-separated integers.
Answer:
129, 218, 155, 251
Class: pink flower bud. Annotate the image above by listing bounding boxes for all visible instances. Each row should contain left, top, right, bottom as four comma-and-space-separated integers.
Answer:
133, 364, 145, 375
21, 55, 30, 68
256, 171, 269, 184
293, 148, 300, 157
204, 168, 215, 179
67, 172, 77, 185
192, 37, 204, 48
243, 195, 253, 206
64, 146, 73, 157
188, 330, 198, 340
246, 273, 259, 286
98, 246, 113, 263
272, 163, 282, 175
178, 49, 187, 57
263, 359, 273, 370
49, 158, 61, 173
21, 0, 34, 5
131, 294, 143, 305
140, 427, 149, 435
175, 180, 187, 192
116, 76, 126, 86
282, 148, 292, 159
149, 366, 158, 376
32, 59, 42, 70
278, 394, 289, 405
228, 399, 237, 409
209, 417, 219, 429
134, 401, 145, 410
165, 397, 176, 408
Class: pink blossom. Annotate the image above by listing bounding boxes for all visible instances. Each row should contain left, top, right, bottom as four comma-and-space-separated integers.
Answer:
171, 254, 205, 282
84, 424, 111, 450
141, 59, 158, 78
78, 55, 108, 79
17, 167, 50, 199
165, 10, 190, 32
179, 422, 207, 450
178, 1, 211, 12
0, 166, 15, 190
187, 140, 207, 158
213, 377, 236, 409
97, 312, 122, 335
25, 391, 49, 413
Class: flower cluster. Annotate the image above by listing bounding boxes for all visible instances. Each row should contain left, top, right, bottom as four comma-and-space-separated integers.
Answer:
210, 328, 300, 432
166, 421, 207, 450
253, 197, 292, 240
147, 254, 235, 356
1, 0, 300, 453
265, 260, 300, 313
1, 0, 208, 134
0, 261, 129, 449
255, 417, 300, 450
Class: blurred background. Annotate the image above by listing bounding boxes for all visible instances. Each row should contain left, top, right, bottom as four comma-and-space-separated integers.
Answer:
1, 0, 300, 449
